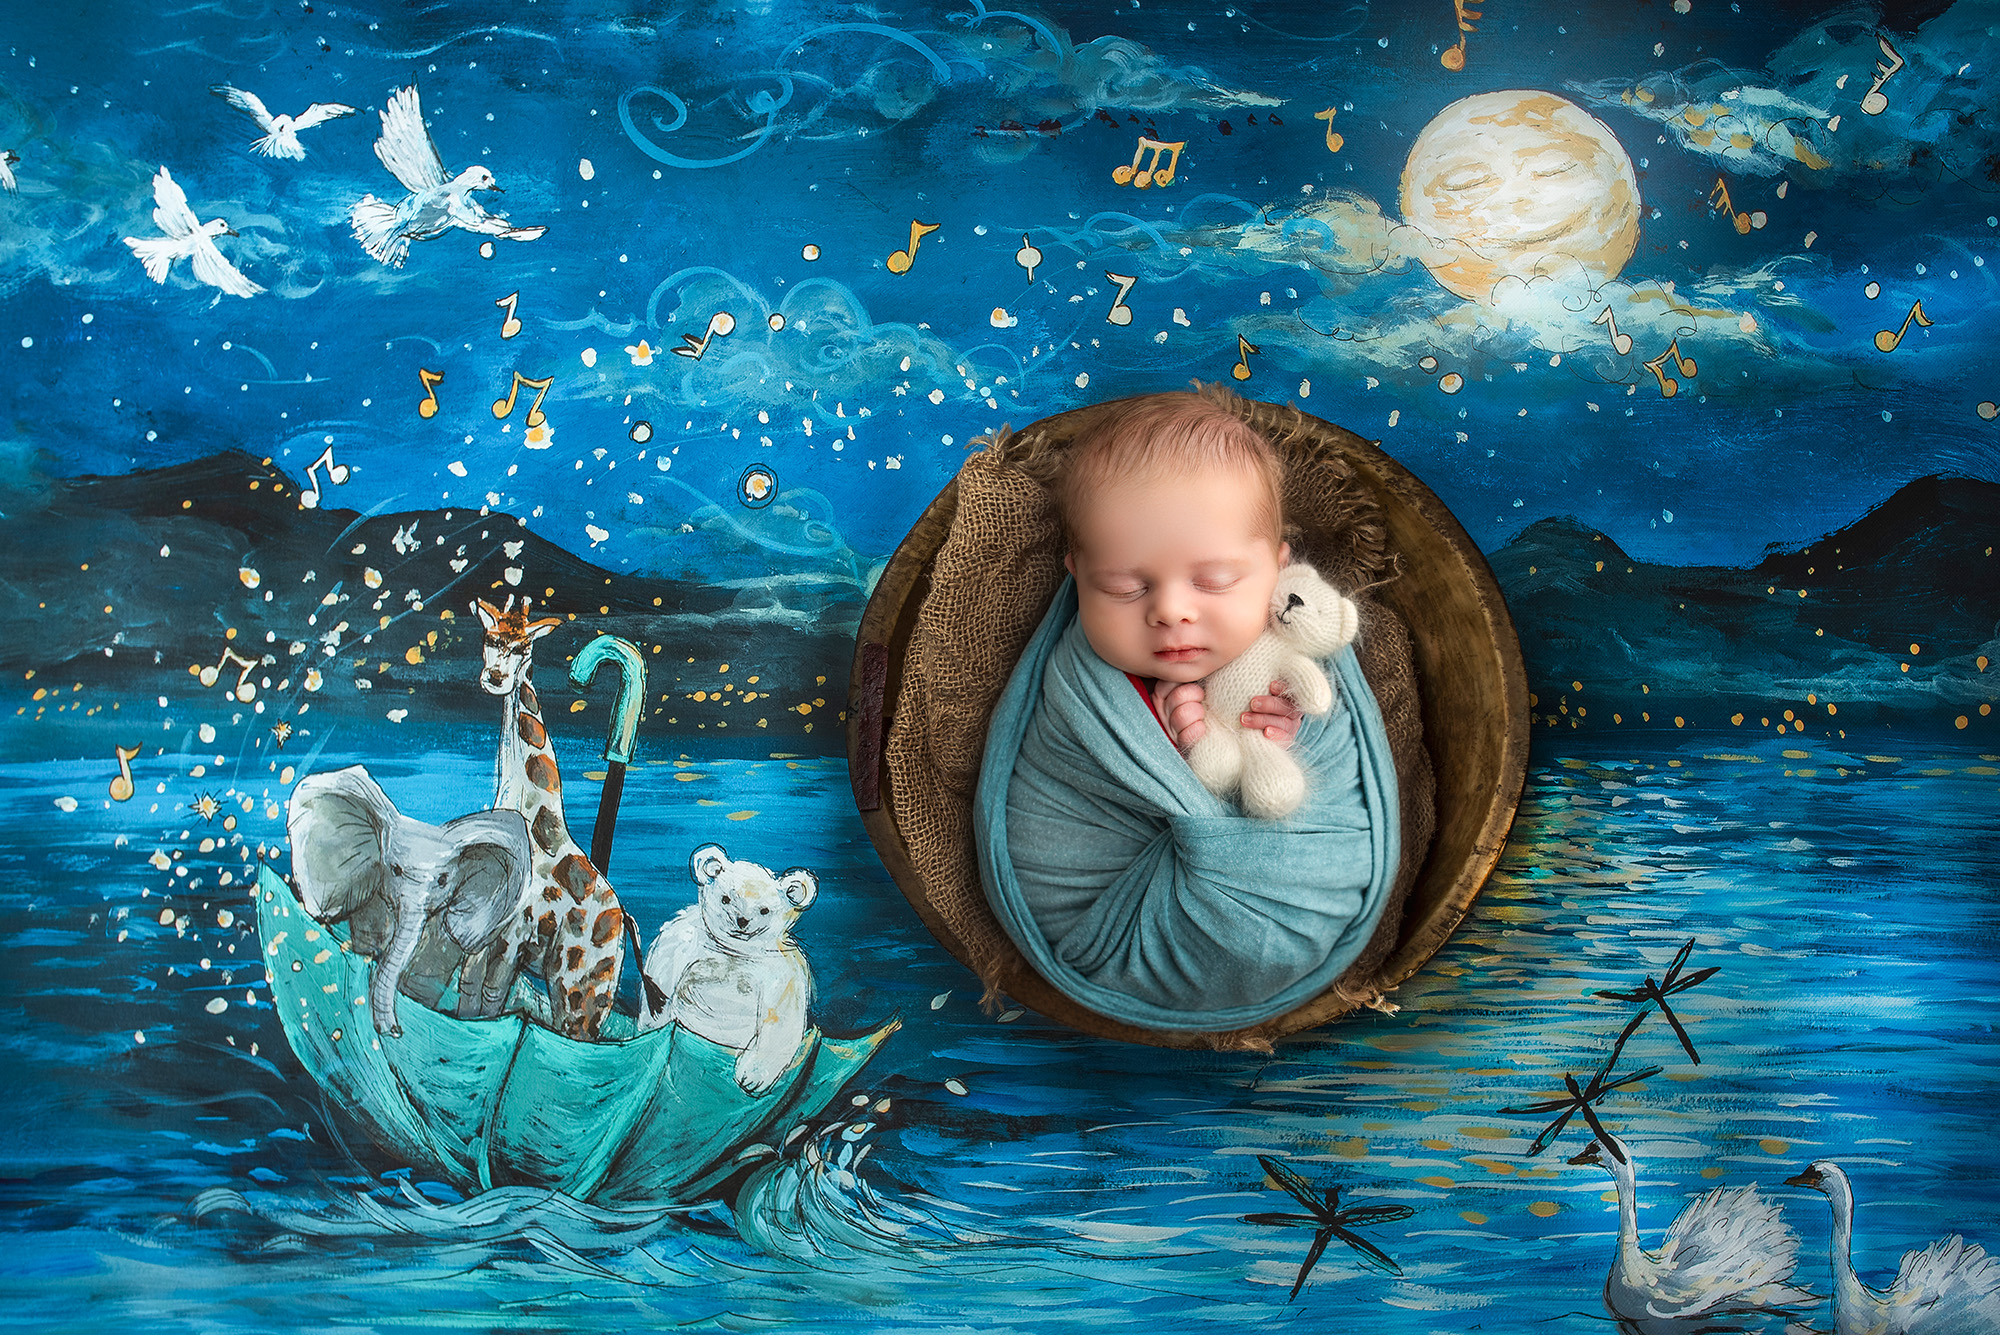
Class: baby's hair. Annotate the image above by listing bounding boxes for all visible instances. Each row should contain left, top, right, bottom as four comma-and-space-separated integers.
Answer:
1055, 387, 1285, 552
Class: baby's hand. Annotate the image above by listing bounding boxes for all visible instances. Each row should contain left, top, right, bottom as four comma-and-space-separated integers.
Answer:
1244, 680, 1304, 749
1152, 679, 1209, 751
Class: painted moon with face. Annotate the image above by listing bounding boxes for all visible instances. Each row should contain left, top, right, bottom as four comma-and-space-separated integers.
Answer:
1400, 90, 1640, 303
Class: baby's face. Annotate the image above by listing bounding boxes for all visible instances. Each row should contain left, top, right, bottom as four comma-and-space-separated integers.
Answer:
1065, 463, 1288, 683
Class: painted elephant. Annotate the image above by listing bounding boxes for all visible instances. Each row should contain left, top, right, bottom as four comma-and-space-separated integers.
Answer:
285, 765, 533, 1037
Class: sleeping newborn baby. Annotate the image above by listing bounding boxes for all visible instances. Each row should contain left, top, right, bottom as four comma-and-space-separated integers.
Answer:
974, 389, 1402, 1032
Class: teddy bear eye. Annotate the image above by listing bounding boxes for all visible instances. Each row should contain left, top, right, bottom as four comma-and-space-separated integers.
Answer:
720, 894, 730, 904
759, 906, 770, 915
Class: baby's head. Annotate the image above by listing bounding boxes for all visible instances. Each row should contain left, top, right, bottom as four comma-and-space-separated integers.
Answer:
1057, 391, 1289, 682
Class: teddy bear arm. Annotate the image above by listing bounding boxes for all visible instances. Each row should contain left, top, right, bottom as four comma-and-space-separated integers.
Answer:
1276, 650, 1336, 715
735, 967, 810, 1094
638, 909, 700, 1031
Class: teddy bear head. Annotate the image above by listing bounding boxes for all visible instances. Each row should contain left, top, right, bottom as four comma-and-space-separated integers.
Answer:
689, 842, 817, 952
1267, 562, 1360, 658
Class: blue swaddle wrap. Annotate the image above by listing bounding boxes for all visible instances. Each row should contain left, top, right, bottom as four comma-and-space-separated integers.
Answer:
975, 580, 1400, 1031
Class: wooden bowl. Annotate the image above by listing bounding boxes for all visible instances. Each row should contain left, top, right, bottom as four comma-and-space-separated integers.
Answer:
846, 410, 1529, 1046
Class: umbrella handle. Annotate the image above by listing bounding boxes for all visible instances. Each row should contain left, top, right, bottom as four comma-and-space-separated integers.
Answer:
569, 635, 647, 764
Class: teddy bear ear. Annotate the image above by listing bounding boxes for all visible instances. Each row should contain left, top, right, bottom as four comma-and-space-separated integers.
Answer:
779, 868, 818, 910
689, 843, 729, 886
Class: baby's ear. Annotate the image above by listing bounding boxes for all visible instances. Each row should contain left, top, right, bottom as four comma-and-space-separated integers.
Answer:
1277, 540, 1292, 567
1064, 551, 1076, 576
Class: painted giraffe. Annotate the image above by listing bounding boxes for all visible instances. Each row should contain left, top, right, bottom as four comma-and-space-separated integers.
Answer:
459, 594, 629, 1041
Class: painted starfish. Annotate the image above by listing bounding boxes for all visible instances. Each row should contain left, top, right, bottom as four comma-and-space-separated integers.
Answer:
1244, 1156, 1414, 1299
1595, 937, 1719, 1065
1499, 1010, 1661, 1161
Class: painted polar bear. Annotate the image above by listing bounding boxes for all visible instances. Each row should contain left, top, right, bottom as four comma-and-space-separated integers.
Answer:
638, 843, 817, 1094
1184, 561, 1360, 820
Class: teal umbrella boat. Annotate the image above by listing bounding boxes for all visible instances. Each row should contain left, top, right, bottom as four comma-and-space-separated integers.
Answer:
256, 633, 897, 1205
257, 863, 898, 1205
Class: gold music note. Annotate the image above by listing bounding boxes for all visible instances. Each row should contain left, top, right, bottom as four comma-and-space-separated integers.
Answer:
416, 368, 444, 419
1860, 35, 1905, 115
298, 444, 349, 510
1016, 234, 1044, 282
495, 290, 523, 339
1591, 306, 1634, 355
886, 220, 940, 275
1643, 340, 1697, 397
1313, 107, 1344, 154
1441, 0, 1480, 70
1873, 300, 1932, 352
1231, 334, 1260, 381
1708, 177, 1767, 234
1111, 137, 1184, 188
1105, 272, 1137, 326
109, 744, 140, 802
673, 311, 737, 361
199, 647, 260, 702
491, 371, 554, 428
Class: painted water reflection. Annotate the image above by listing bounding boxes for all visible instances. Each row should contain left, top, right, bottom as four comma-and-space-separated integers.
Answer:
0, 730, 1993, 1331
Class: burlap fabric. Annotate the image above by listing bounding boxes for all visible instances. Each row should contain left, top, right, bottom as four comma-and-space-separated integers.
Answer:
882, 389, 1437, 1048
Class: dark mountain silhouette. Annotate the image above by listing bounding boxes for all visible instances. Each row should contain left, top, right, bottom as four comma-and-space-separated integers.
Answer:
2, 450, 866, 751
4, 454, 1994, 757
1490, 475, 1999, 740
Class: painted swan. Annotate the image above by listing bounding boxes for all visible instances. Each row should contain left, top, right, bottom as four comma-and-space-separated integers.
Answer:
1786, 1161, 2000, 1334
1570, 1135, 1815, 1332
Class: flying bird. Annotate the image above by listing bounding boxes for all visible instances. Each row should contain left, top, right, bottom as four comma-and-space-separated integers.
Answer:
1572, 1136, 1817, 1333
211, 85, 356, 160
348, 85, 545, 268
1788, 1161, 2000, 1334
0, 150, 19, 194
122, 166, 263, 299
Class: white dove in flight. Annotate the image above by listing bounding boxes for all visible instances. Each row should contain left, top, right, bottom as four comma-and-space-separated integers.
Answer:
0, 150, 19, 195
122, 166, 263, 299
348, 85, 546, 268
211, 85, 356, 160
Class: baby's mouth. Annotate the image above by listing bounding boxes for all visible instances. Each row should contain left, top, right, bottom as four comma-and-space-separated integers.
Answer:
1154, 645, 1205, 661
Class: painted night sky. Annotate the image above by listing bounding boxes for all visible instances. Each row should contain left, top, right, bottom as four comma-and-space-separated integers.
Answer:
0, 0, 1995, 1330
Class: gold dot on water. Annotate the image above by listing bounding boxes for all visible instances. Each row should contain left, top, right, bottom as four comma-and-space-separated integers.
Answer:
1460, 1210, 1488, 1225
1957, 716, 1970, 730
1528, 1201, 1560, 1217
1760, 1137, 1789, 1154
1910, 643, 1922, 654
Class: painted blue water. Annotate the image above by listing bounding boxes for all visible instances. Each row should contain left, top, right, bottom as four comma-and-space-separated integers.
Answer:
1, 725, 1994, 1330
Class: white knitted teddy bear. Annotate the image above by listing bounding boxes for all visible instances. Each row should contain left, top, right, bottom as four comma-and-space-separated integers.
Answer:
1183, 561, 1360, 819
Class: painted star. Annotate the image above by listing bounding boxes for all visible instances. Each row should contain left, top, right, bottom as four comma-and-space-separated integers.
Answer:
269, 721, 293, 747
1244, 1156, 1414, 1299
1594, 938, 1719, 1065
625, 340, 656, 366
192, 792, 223, 820
1499, 1010, 1661, 1160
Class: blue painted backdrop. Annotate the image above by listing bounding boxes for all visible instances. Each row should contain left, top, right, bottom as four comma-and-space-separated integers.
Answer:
1, 1, 1996, 1330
